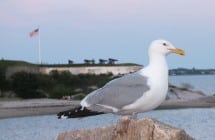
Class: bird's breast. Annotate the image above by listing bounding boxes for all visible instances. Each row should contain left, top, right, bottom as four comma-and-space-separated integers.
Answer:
122, 76, 168, 112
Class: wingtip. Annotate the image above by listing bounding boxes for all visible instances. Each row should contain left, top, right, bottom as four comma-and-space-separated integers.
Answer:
57, 106, 104, 119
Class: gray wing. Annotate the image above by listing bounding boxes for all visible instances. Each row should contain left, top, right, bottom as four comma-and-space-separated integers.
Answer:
85, 72, 150, 111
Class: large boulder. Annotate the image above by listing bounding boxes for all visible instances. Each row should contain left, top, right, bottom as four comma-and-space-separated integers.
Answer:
57, 117, 193, 140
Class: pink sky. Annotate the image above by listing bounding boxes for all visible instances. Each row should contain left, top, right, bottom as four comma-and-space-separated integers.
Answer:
1, 0, 215, 28
0, 0, 215, 68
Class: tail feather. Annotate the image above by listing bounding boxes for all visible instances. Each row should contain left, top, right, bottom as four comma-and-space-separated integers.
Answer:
57, 106, 104, 119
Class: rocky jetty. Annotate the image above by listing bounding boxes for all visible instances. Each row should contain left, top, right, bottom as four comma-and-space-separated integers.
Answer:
57, 117, 193, 140
157, 83, 215, 109
167, 83, 206, 100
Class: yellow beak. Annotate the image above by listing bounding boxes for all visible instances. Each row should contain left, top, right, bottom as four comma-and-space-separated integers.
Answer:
169, 48, 185, 55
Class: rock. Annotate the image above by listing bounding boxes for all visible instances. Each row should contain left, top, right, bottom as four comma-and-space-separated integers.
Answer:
167, 83, 205, 100
57, 117, 193, 140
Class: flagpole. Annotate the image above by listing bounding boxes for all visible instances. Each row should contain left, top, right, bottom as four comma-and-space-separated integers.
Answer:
38, 27, 41, 64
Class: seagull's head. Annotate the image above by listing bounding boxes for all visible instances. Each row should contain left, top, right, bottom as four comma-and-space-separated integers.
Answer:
149, 39, 185, 56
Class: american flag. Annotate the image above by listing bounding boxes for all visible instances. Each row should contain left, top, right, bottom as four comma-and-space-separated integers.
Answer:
29, 28, 39, 37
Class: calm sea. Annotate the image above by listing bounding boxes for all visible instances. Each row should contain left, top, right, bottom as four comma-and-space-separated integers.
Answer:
0, 75, 215, 140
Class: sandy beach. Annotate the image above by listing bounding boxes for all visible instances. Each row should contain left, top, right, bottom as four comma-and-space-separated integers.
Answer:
0, 96, 215, 119
0, 99, 80, 119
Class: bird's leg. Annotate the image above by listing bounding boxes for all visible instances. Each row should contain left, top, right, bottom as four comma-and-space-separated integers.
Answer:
124, 112, 138, 120
130, 112, 138, 120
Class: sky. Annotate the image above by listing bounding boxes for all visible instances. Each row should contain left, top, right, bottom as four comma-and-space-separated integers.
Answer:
0, 0, 215, 69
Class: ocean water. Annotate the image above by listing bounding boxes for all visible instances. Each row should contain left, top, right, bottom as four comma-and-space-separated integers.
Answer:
0, 109, 215, 140
0, 75, 215, 140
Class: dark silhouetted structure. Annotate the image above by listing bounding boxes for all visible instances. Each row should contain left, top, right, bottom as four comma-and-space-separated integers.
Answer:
68, 60, 74, 64
99, 59, 107, 64
84, 59, 95, 64
108, 58, 118, 64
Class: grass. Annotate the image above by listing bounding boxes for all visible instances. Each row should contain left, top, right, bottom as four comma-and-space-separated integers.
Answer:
0, 59, 33, 66
0, 59, 35, 72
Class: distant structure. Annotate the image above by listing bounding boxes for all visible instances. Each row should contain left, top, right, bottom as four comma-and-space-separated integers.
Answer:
40, 65, 142, 76
99, 59, 107, 64
108, 58, 118, 64
68, 60, 74, 64
84, 59, 95, 64
67, 58, 119, 65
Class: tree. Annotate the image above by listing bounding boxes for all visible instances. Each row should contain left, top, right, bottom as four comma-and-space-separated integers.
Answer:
11, 72, 45, 99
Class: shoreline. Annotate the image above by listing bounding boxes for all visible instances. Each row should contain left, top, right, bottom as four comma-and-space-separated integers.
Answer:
0, 99, 80, 119
0, 96, 215, 119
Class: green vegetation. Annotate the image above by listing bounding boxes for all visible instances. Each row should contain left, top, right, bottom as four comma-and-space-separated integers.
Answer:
0, 59, 34, 69
0, 66, 114, 99
0, 59, 138, 99
11, 72, 46, 99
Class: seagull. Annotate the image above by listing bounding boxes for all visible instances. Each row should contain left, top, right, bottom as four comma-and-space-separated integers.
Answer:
57, 39, 185, 119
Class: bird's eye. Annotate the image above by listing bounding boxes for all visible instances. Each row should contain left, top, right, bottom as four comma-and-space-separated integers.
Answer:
163, 43, 167, 46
